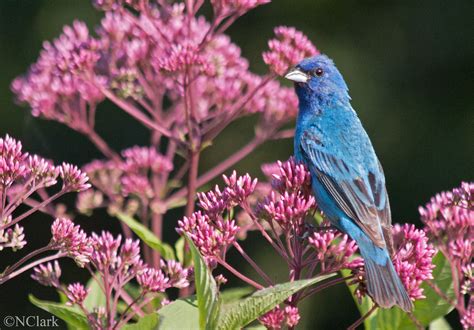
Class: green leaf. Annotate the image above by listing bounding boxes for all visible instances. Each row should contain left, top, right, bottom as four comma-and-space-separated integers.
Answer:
217, 273, 336, 330
343, 251, 455, 330
175, 236, 185, 265
220, 287, 254, 304
186, 236, 220, 330
157, 297, 199, 330
429, 317, 451, 330
244, 325, 267, 330
116, 212, 175, 260
83, 276, 106, 311
122, 313, 159, 330
29, 295, 89, 330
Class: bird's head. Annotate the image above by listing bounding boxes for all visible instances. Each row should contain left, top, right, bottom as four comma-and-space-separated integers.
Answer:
285, 54, 349, 107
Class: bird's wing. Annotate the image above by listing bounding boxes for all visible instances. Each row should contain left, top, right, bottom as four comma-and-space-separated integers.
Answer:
300, 131, 393, 251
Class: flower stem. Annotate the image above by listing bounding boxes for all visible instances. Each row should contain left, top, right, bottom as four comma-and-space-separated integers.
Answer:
0, 252, 66, 285
101, 88, 174, 140
83, 127, 121, 162
426, 279, 455, 305
299, 276, 351, 301
348, 304, 377, 330
166, 136, 264, 207
185, 150, 200, 218
232, 242, 273, 286
1, 191, 65, 231
218, 258, 264, 290
2, 245, 52, 276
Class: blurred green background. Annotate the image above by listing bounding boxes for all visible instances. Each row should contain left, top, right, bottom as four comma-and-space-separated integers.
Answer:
0, 0, 472, 328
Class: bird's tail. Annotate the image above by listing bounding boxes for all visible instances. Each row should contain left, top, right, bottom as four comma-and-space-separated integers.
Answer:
361, 247, 413, 312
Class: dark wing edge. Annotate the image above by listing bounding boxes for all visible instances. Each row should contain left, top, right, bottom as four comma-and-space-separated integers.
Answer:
300, 133, 392, 250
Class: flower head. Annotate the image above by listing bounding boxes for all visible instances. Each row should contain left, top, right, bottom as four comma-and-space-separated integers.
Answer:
0, 135, 29, 187
137, 267, 170, 292
66, 282, 89, 305
0, 217, 26, 251
177, 211, 239, 267
392, 224, 436, 300
51, 218, 92, 267
349, 223, 435, 302
211, 0, 270, 16
90, 231, 122, 272
31, 261, 62, 287
222, 171, 258, 206
60, 163, 91, 192
259, 305, 301, 329
160, 259, 190, 289
308, 228, 358, 272
419, 182, 473, 244
11, 21, 104, 128
121, 146, 173, 174
263, 26, 318, 75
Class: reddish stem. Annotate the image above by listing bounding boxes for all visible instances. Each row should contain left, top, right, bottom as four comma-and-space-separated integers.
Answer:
233, 241, 273, 286
348, 304, 378, 330
83, 126, 121, 162
166, 136, 264, 206
185, 150, 200, 218
0, 252, 66, 285
1, 191, 65, 231
101, 88, 174, 140
218, 258, 264, 290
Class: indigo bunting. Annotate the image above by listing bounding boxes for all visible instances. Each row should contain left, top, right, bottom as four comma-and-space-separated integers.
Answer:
286, 54, 413, 312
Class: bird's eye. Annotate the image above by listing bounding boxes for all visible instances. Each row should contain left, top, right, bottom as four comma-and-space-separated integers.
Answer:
314, 68, 324, 77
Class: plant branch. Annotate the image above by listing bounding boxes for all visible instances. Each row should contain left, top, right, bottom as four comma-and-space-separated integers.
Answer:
1, 191, 66, 231
218, 258, 264, 290
348, 304, 378, 330
166, 136, 264, 206
83, 126, 121, 162
232, 241, 273, 286
0, 252, 66, 285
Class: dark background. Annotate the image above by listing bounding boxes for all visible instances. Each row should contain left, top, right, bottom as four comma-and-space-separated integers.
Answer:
0, 0, 472, 328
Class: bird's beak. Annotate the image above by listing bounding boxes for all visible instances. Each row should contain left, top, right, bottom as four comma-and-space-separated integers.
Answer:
284, 68, 309, 83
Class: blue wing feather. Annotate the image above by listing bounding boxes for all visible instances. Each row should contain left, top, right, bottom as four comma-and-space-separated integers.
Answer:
299, 130, 392, 250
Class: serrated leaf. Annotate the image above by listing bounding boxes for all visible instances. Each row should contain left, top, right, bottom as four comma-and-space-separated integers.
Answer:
343, 251, 455, 330
29, 295, 89, 329
83, 275, 105, 311
122, 313, 159, 330
217, 273, 336, 330
220, 287, 254, 303
157, 297, 199, 330
186, 236, 220, 329
116, 212, 175, 260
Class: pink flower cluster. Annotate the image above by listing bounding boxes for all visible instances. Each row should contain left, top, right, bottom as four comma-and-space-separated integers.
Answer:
392, 224, 436, 300
12, 2, 301, 142
420, 182, 474, 329
263, 26, 319, 75
308, 227, 359, 273
77, 145, 173, 215
11, 21, 104, 130
33, 221, 190, 329
210, 0, 270, 16
51, 218, 92, 267
349, 223, 435, 302
0, 135, 90, 252
259, 305, 300, 330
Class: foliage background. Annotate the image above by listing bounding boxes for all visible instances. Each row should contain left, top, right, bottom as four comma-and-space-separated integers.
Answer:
0, 0, 472, 328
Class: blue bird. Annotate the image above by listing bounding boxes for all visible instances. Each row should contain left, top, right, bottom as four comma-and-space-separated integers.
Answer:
285, 54, 413, 312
